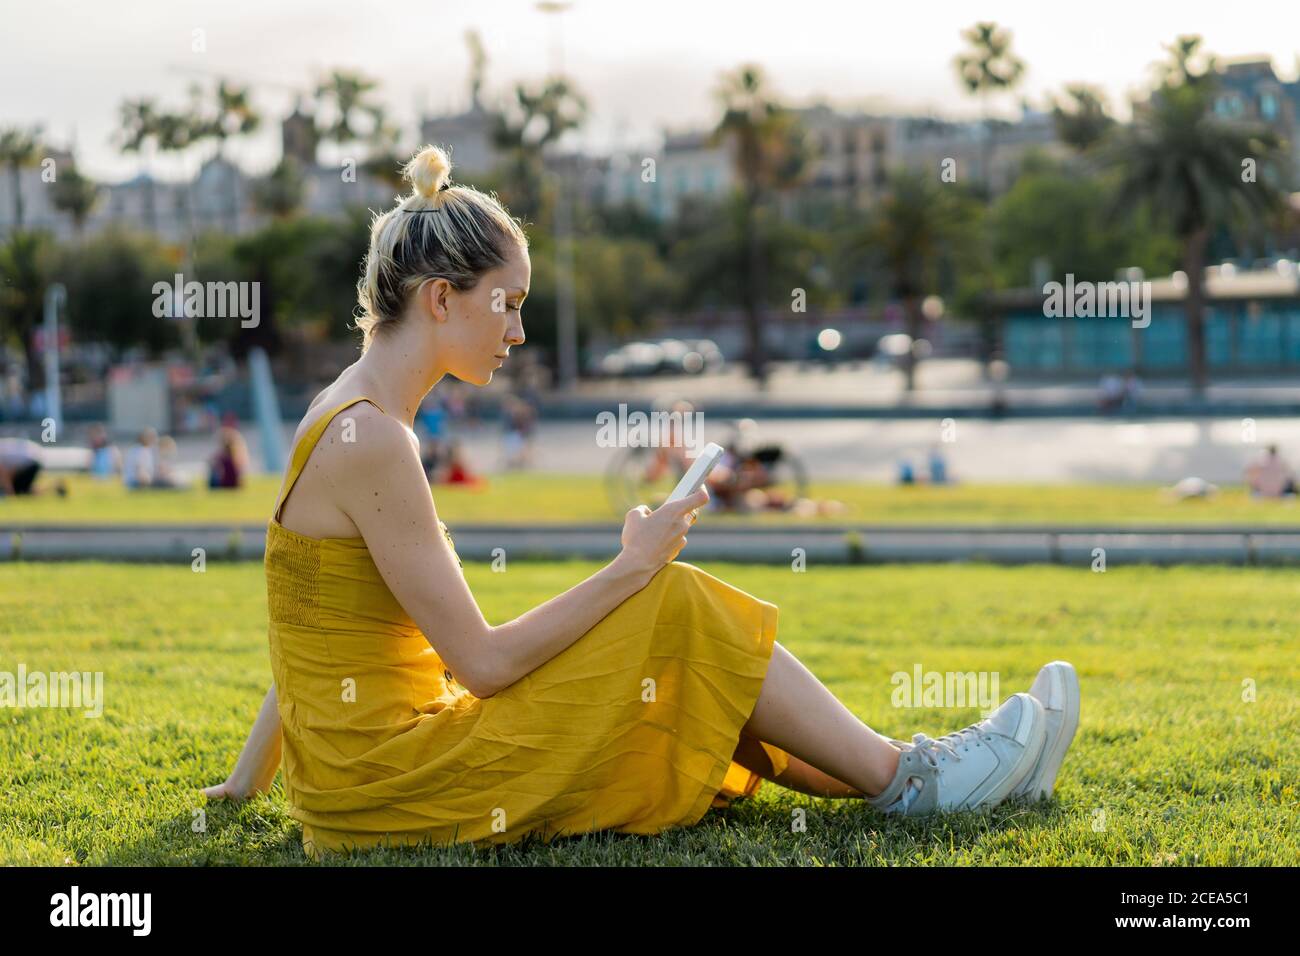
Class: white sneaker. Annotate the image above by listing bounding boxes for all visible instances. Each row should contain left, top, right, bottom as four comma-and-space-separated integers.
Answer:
866, 692, 1047, 815
1011, 661, 1080, 801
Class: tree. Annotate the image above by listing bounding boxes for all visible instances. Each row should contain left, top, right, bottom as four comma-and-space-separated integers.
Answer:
114, 99, 162, 234
189, 80, 262, 232
709, 63, 812, 388
1107, 38, 1286, 395
0, 126, 43, 233
491, 77, 589, 224
990, 152, 1178, 288
1051, 85, 1116, 153
954, 22, 1026, 195
49, 163, 102, 240
310, 70, 403, 199
672, 193, 824, 311
313, 71, 387, 158
861, 169, 974, 391
251, 156, 308, 220
58, 228, 180, 355
0, 229, 56, 391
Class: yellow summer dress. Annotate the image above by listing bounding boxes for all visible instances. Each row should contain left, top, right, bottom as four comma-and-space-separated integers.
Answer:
265, 396, 791, 857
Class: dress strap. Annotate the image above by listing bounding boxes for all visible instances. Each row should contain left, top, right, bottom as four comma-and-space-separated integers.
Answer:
271, 396, 387, 524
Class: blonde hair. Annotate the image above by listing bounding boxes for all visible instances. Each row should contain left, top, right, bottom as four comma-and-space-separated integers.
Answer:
354, 144, 529, 350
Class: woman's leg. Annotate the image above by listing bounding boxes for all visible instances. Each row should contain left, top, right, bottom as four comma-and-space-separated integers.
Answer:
731, 732, 863, 798
741, 641, 902, 799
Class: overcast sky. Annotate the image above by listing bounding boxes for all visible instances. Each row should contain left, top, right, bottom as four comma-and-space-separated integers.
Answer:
3, 0, 1297, 183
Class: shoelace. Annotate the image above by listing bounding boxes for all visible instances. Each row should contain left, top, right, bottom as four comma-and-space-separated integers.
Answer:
906, 725, 988, 768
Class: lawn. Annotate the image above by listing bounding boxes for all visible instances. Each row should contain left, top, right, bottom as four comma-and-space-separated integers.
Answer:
1, 560, 1295, 866
4, 472, 1300, 526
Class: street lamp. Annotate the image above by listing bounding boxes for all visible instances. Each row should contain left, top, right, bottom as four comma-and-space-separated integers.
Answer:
43, 283, 66, 439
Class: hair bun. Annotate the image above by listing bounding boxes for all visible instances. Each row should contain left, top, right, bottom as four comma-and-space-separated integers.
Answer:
402, 145, 452, 199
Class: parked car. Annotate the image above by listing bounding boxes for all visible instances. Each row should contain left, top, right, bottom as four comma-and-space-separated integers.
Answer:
588, 338, 725, 378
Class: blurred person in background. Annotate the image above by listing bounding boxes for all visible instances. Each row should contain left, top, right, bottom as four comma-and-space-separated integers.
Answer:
1120, 369, 1143, 414
87, 423, 122, 479
1097, 372, 1124, 413
928, 445, 950, 485
1245, 444, 1297, 498
418, 392, 450, 481
209, 425, 251, 489
0, 437, 44, 496
123, 429, 159, 489
501, 394, 537, 470
440, 439, 486, 488
154, 436, 185, 489
420, 435, 448, 482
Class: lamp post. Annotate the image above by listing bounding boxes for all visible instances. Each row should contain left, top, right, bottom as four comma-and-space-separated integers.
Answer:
537, 0, 579, 390
43, 283, 66, 439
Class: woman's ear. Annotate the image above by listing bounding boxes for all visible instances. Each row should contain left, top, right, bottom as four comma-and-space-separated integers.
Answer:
423, 278, 451, 324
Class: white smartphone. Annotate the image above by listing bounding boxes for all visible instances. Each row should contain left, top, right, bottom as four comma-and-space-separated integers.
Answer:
665, 442, 725, 504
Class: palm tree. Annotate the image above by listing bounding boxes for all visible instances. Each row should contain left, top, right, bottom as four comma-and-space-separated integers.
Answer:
863, 170, 970, 392
153, 105, 199, 241
312, 70, 386, 160
0, 230, 54, 392
709, 64, 811, 388
359, 109, 408, 192
50, 164, 101, 240
115, 99, 162, 233
954, 22, 1026, 195
1108, 40, 1285, 396
1051, 85, 1115, 153
491, 76, 588, 223
190, 80, 261, 232
0, 126, 42, 233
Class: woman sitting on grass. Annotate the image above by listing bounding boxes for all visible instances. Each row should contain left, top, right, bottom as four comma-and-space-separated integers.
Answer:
203, 144, 1080, 857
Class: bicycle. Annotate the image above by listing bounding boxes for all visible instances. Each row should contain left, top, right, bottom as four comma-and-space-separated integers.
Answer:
603, 418, 810, 516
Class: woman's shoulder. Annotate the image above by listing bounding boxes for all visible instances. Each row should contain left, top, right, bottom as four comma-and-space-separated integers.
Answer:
304, 400, 419, 481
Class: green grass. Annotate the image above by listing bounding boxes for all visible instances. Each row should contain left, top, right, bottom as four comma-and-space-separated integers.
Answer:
1, 561, 1295, 865
5, 472, 1300, 526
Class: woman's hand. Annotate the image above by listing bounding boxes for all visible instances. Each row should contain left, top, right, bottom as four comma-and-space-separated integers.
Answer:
201, 775, 250, 802
619, 486, 709, 577
202, 770, 277, 802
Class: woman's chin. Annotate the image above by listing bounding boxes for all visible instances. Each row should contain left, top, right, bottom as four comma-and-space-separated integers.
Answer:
452, 368, 493, 386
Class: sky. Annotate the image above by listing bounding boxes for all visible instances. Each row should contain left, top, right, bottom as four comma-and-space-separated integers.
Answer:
3, 0, 1298, 183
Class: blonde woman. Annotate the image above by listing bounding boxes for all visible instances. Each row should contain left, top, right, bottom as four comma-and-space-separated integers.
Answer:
203, 145, 1079, 857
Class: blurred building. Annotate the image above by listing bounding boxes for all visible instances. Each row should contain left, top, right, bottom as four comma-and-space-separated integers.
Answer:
605, 129, 736, 221
1214, 58, 1300, 186
885, 107, 1064, 193
600, 102, 1063, 224
418, 98, 501, 179
992, 262, 1300, 378
0, 108, 397, 243
791, 103, 891, 211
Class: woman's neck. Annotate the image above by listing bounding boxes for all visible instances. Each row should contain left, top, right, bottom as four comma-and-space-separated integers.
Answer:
351, 328, 446, 426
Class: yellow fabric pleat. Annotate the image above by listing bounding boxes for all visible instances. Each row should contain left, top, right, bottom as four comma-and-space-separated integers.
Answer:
265, 398, 788, 858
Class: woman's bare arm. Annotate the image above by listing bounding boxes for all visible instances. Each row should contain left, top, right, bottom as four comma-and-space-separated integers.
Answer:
203, 684, 282, 800
325, 405, 705, 698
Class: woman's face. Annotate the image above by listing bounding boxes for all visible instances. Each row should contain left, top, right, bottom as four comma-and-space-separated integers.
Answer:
434, 244, 530, 386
